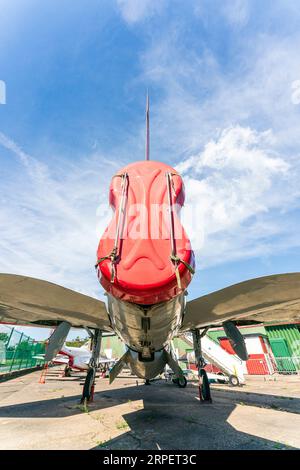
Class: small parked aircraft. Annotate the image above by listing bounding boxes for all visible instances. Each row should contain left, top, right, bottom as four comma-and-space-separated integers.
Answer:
51, 342, 115, 376
0, 96, 299, 403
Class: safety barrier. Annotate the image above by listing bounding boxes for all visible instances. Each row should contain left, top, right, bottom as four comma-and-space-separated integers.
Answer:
273, 356, 300, 374
0, 324, 45, 374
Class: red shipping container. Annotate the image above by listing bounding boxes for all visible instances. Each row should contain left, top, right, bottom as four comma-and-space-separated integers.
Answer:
219, 336, 271, 375
246, 354, 269, 375
219, 338, 235, 355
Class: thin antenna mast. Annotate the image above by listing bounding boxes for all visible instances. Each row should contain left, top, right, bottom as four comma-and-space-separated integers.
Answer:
145, 92, 150, 161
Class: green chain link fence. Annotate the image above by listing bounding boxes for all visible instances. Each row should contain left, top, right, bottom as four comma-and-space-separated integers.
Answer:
0, 325, 46, 374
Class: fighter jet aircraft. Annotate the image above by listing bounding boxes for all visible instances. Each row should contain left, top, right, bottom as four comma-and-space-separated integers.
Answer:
0, 97, 300, 403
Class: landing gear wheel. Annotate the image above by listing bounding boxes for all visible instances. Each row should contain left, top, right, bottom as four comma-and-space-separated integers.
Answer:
81, 367, 95, 403
64, 366, 72, 377
144, 379, 151, 385
177, 376, 187, 388
200, 369, 212, 402
229, 375, 239, 387
217, 372, 226, 384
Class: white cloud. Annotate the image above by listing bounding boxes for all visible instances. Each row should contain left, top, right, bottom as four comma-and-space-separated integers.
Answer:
291, 80, 300, 105
194, 0, 250, 27
2, 1, 300, 295
0, 132, 119, 299
116, 0, 165, 24
140, 27, 300, 158
221, 0, 250, 27
124, 14, 300, 268
0, 80, 5, 104
176, 125, 300, 266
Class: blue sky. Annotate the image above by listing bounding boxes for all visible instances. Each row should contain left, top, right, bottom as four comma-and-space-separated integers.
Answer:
1, 0, 300, 340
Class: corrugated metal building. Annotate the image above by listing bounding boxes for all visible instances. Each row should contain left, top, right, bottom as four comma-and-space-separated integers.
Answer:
208, 322, 300, 373
265, 324, 300, 357
101, 335, 126, 358
207, 325, 267, 343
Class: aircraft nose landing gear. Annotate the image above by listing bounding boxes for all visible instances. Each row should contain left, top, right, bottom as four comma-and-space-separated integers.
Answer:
192, 329, 212, 403
172, 376, 187, 388
63, 365, 72, 377
80, 329, 102, 404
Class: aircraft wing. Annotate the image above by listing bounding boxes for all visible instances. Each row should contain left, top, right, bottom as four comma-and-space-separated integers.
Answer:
180, 273, 300, 332
0, 274, 112, 331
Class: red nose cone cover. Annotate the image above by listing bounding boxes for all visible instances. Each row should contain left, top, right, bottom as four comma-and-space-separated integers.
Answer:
97, 161, 194, 304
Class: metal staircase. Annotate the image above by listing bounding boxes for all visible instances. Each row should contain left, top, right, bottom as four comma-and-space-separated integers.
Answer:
183, 332, 245, 384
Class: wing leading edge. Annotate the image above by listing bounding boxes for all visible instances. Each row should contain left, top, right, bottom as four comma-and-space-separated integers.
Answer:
180, 273, 300, 332
0, 274, 112, 331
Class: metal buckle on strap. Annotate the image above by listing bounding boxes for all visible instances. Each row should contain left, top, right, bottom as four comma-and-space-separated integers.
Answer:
166, 172, 194, 289
95, 173, 128, 283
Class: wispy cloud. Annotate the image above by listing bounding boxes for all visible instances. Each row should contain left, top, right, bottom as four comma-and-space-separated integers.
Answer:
1, 0, 300, 307
177, 126, 300, 266
140, 28, 300, 156
291, 80, 300, 105
135, 4, 300, 267
0, 132, 119, 298
221, 0, 250, 27
0, 80, 5, 105
116, 0, 166, 24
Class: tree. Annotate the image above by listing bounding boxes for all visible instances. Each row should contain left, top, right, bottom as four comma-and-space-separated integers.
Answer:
0, 333, 9, 344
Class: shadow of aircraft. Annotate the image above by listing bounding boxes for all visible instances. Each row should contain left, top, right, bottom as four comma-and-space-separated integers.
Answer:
0, 379, 298, 450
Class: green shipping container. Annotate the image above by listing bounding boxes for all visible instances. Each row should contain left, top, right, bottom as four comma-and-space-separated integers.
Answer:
207, 324, 267, 343
268, 338, 296, 372
101, 335, 126, 358
266, 324, 300, 356
266, 324, 300, 372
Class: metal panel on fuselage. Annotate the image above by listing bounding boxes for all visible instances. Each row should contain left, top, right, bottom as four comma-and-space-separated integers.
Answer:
128, 349, 167, 380
106, 293, 185, 354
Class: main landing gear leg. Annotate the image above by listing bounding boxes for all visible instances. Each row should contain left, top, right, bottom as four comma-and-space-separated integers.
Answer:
81, 329, 102, 404
192, 329, 212, 403
63, 365, 72, 377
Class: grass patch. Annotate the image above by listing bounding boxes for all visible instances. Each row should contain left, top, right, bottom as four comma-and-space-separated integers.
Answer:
116, 420, 129, 430
90, 413, 105, 423
270, 404, 280, 410
96, 440, 108, 448
72, 400, 89, 413
273, 442, 287, 450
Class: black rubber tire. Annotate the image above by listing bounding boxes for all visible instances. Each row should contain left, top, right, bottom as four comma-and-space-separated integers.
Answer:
216, 372, 226, 384
172, 378, 179, 385
229, 375, 239, 387
200, 369, 212, 401
81, 368, 95, 402
177, 376, 187, 388
64, 366, 72, 377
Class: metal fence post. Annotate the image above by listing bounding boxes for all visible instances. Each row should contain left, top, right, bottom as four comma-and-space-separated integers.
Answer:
9, 332, 23, 372
6, 327, 14, 347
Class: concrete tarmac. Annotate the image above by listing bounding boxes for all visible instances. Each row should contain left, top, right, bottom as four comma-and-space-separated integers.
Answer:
0, 367, 299, 450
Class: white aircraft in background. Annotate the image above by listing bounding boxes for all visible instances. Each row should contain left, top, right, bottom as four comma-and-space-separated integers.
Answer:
53, 342, 115, 375
33, 338, 116, 376
34, 340, 115, 378
0, 97, 299, 404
